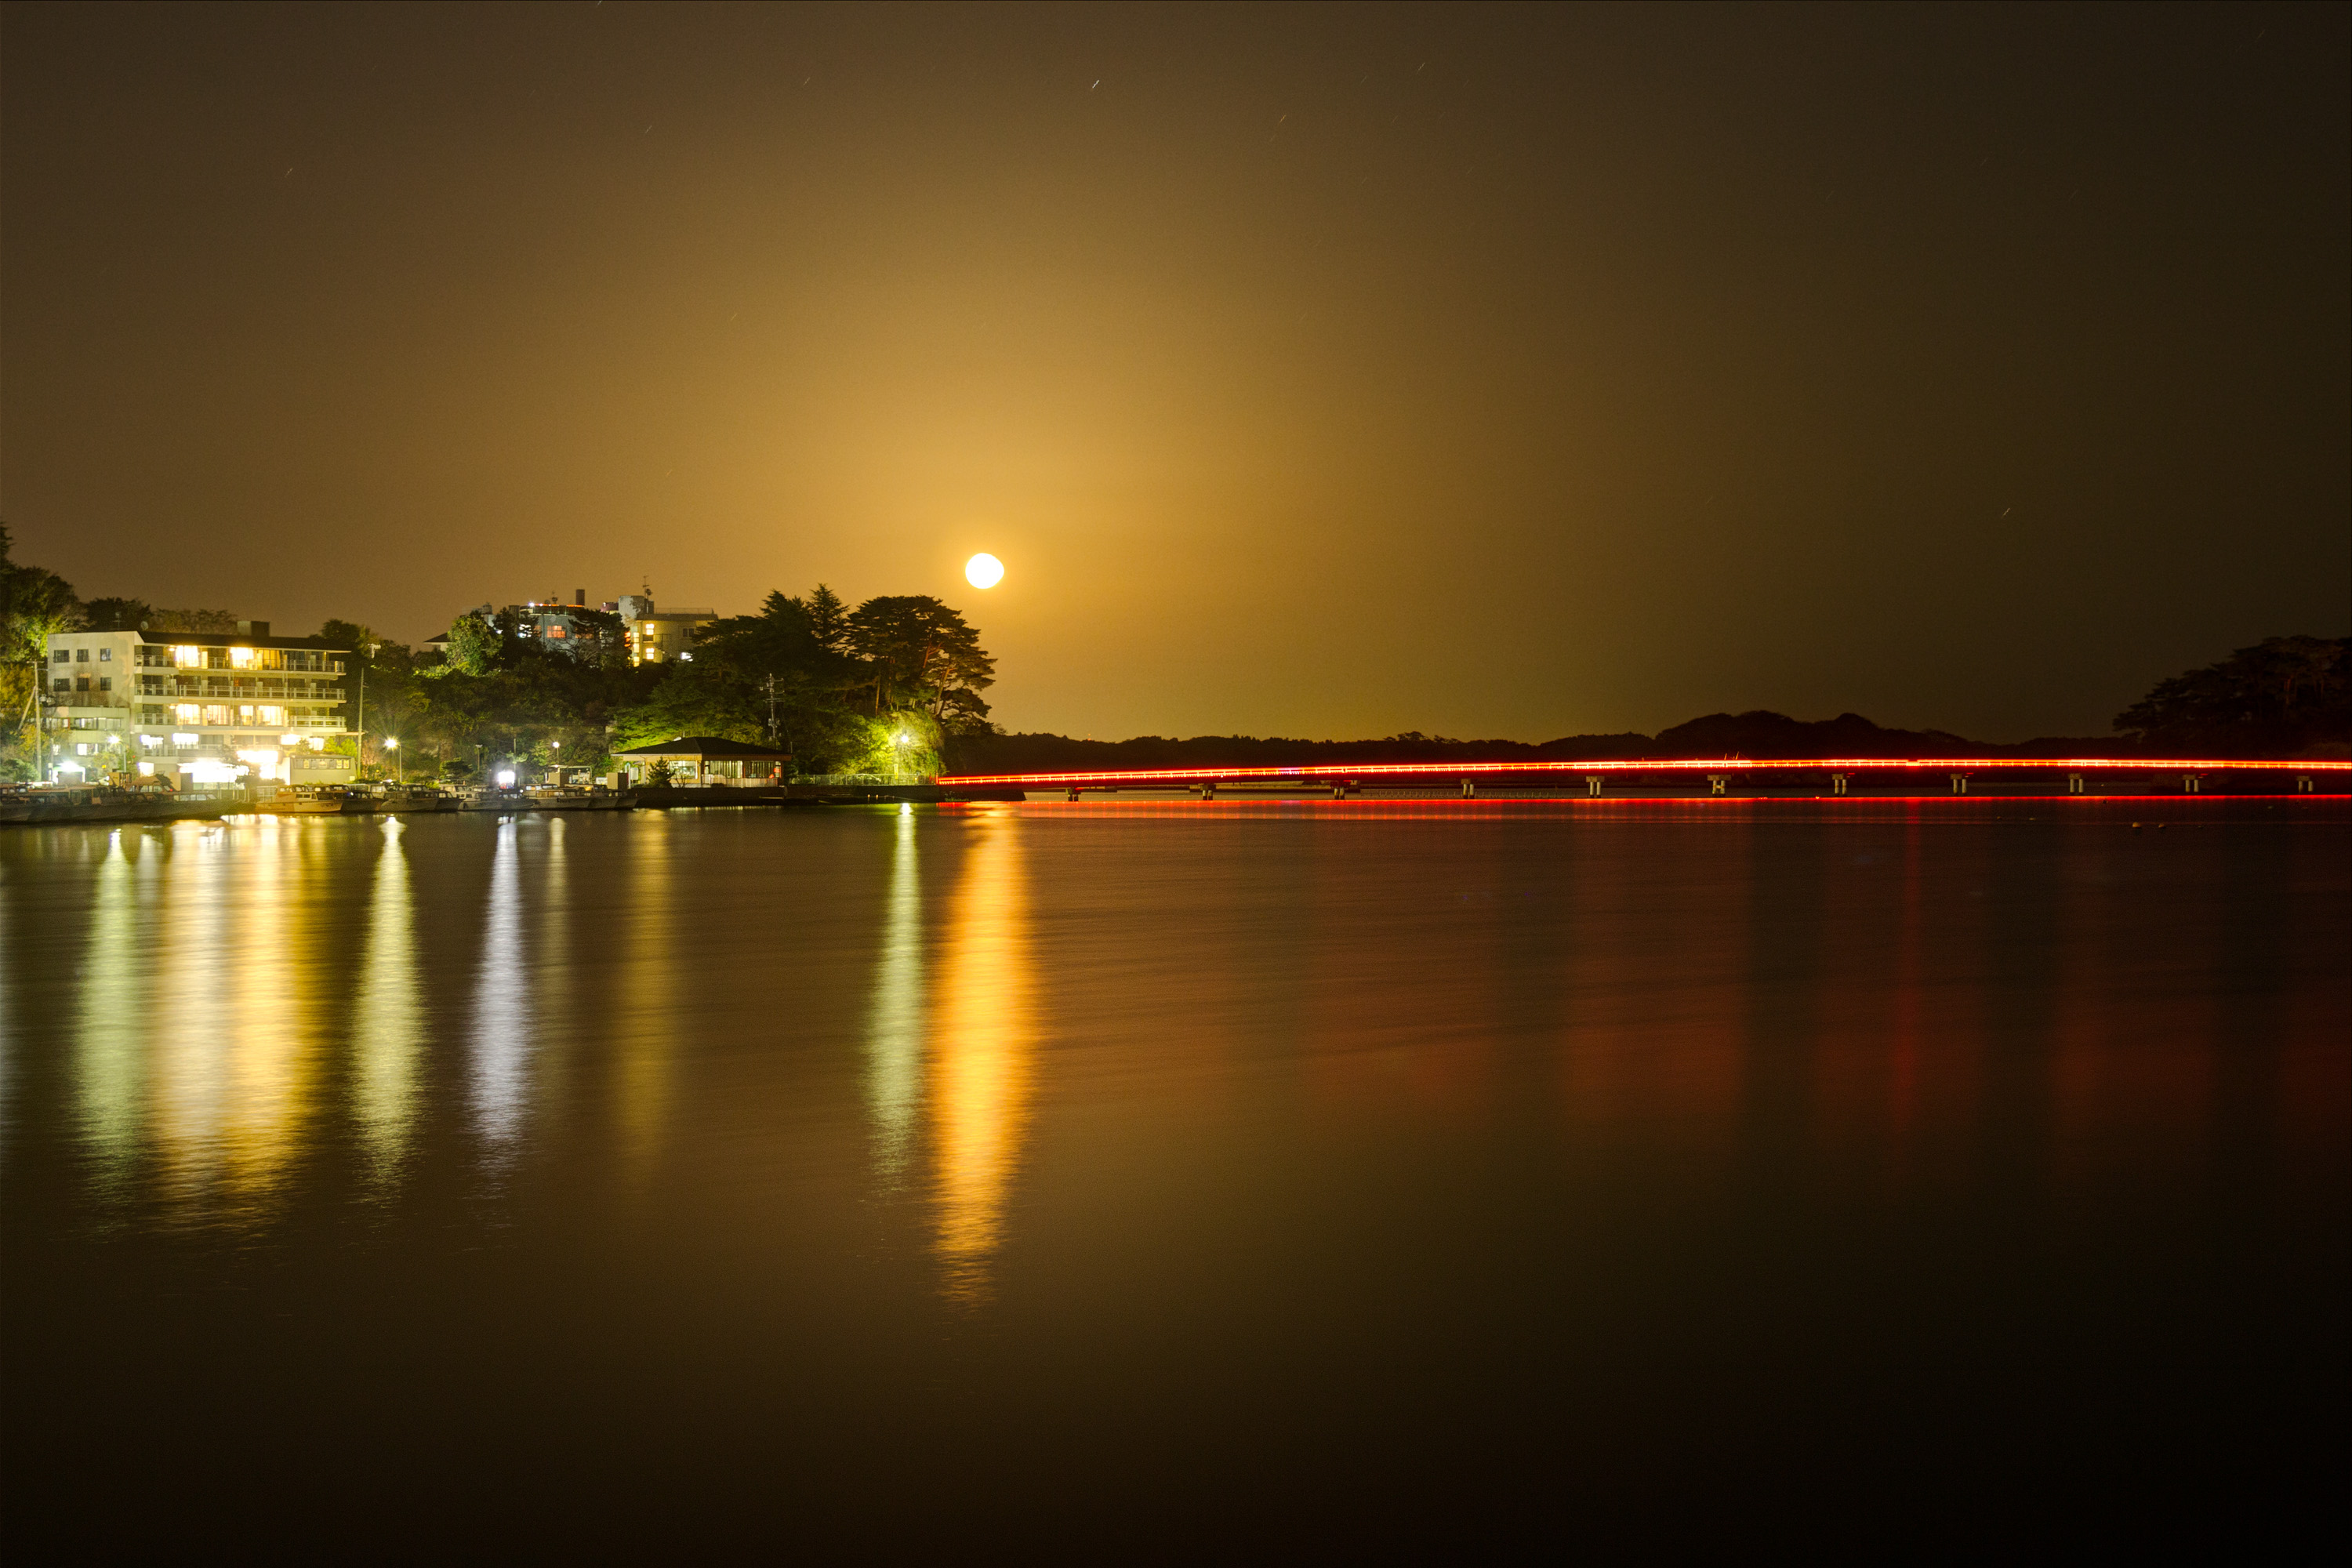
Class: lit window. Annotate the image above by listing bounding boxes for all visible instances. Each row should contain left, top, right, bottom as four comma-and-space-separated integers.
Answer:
98, 648, 112, 662
173, 646, 201, 667
230, 646, 257, 668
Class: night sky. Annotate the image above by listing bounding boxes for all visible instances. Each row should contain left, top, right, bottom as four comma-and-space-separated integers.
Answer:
5, 3, 2345, 741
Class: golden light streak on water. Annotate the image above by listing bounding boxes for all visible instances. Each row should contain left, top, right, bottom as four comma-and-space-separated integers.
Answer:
74, 831, 150, 1196
152, 824, 233, 1200
354, 818, 423, 1188
534, 817, 572, 1112
615, 811, 676, 1178
191, 818, 325, 1217
867, 806, 925, 1181
473, 820, 532, 1152
929, 811, 1036, 1305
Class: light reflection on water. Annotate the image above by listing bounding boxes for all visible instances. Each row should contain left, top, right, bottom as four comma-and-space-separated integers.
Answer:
615, 811, 675, 1178
927, 809, 1036, 1302
3, 803, 2346, 1546
74, 833, 145, 1191
866, 804, 925, 1178
471, 820, 531, 1153
354, 818, 422, 1186
143, 819, 325, 1217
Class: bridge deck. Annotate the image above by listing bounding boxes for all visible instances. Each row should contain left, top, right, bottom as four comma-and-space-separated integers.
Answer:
937, 757, 2351, 796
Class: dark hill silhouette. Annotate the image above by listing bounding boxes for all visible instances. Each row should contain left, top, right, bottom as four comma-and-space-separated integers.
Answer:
945, 713, 2131, 775
1648, 710, 1978, 759
942, 638, 2351, 774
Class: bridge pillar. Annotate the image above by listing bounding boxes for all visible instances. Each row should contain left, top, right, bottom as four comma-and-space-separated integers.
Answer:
1950, 773, 1969, 794
2183, 774, 2201, 794
1707, 775, 1728, 796
1461, 778, 1476, 799
1831, 773, 1848, 795
2299, 775, 2314, 793
1585, 775, 1604, 797
2069, 773, 2084, 794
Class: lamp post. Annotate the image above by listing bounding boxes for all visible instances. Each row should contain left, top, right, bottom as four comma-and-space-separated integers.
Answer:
387, 735, 401, 784
358, 639, 377, 782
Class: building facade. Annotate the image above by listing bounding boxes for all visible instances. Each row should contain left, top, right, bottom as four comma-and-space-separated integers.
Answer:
41, 621, 357, 786
611, 736, 791, 786
617, 594, 717, 665
421, 591, 713, 666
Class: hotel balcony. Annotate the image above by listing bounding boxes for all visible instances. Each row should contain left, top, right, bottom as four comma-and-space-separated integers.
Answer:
129, 650, 345, 676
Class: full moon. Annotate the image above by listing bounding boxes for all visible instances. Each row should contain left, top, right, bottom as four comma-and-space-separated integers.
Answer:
965, 553, 1004, 590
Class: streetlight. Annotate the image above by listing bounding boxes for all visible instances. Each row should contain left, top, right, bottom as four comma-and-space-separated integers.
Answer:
387, 735, 401, 784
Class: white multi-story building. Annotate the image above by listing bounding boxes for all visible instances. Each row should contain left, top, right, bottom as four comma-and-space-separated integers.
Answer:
617, 593, 717, 665
41, 620, 357, 786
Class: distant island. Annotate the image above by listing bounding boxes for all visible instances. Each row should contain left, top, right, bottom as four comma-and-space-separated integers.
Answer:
953, 636, 2352, 773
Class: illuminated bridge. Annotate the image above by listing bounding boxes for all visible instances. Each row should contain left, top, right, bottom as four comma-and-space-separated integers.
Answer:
936, 757, 2352, 801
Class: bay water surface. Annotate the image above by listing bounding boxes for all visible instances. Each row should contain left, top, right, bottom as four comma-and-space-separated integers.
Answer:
3, 800, 2345, 1552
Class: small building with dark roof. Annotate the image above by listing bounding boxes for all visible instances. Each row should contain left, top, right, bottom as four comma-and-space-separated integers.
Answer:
612, 736, 791, 786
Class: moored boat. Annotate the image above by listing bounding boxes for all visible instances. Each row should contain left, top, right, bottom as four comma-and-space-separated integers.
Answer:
459, 786, 530, 812
259, 785, 374, 815
376, 786, 457, 813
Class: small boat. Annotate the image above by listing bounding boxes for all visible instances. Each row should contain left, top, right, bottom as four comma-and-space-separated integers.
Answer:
459, 786, 530, 813
258, 786, 374, 815
376, 786, 457, 814
6, 784, 178, 823
25, 785, 106, 822
523, 786, 637, 811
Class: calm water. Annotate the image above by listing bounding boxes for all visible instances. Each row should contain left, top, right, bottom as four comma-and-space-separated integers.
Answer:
4, 801, 2345, 1552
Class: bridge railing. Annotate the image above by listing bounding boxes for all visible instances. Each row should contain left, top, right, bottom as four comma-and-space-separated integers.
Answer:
790, 772, 933, 787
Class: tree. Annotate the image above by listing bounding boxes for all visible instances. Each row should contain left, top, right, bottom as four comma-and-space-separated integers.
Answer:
1, 531, 83, 665
146, 608, 238, 633
82, 597, 154, 633
491, 604, 534, 655
2114, 636, 2352, 755
605, 662, 768, 750
1, 525, 83, 768
842, 595, 995, 728
804, 584, 850, 657
440, 613, 502, 677
565, 607, 629, 670
319, 619, 380, 655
